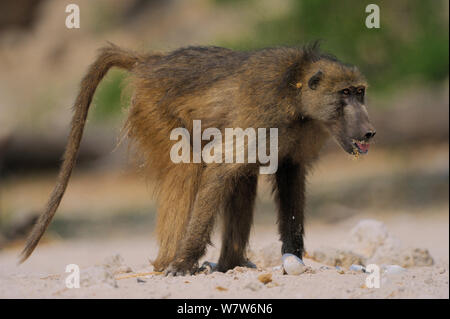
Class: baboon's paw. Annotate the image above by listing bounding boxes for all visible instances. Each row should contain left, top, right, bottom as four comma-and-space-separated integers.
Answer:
242, 260, 257, 269
198, 261, 218, 274
164, 261, 197, 277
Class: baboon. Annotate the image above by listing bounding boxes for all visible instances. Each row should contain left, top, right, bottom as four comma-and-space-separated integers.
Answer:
19, 42, 376, 275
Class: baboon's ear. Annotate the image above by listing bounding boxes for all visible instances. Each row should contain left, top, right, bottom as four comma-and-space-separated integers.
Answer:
308, 70, 323, 90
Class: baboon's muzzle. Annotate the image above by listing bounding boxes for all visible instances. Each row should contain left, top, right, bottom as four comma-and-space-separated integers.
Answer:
330, 103, 376, 156
351, 127, 376, 154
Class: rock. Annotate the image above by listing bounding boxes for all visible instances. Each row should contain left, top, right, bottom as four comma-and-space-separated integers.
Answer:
346, 219, 434, 268
370, 244, 434, 268
347, 219, 395, 258
258, 273, 272, 284
309, 247, 366, 268
402, 248, 433, 267
282, 254, 306, 275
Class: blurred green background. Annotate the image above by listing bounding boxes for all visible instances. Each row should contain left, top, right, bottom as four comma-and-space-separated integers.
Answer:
93, 0, 449, 118
220, 0, 449, 93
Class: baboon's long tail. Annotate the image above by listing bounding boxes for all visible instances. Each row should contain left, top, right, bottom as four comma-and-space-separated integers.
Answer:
19, 44, 144, 263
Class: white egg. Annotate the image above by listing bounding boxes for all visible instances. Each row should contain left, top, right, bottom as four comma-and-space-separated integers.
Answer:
282, 253, 306, 275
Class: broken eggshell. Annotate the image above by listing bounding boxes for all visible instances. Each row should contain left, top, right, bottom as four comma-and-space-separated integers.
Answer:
383, 265, 406, 275
282, 253, 306, 275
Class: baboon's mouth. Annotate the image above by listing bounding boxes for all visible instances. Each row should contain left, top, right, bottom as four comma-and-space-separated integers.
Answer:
352, 140, 370, 155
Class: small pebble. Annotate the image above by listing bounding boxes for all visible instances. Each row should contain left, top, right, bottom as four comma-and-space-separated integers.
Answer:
282, 254, 306, 275
349, 264, 366, 273
383, 265, 406, 275
136, 278, 146, 283
258, 273, 272, 284
335, 266, 345, 274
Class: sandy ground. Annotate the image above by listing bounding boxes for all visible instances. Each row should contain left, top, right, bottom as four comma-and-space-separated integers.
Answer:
0, 210, 448, 299
1, 146, 448, 299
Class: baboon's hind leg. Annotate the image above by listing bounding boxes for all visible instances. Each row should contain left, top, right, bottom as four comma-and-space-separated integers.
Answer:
165, 165, 244, 276
215, 174, 258, 272
153, 164, 202, 272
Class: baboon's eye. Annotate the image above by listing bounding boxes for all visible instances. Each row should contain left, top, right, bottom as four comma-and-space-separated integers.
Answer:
342, 88, 350, 96
357, 87, 365, 95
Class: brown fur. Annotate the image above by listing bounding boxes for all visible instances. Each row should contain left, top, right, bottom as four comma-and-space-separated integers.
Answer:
20, 43, 375, 275
19, 43, 148, 263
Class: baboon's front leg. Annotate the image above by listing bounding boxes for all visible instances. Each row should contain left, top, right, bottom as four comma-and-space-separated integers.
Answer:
217, 174, 258, 272
273, 158, 306, 258
165, 166, 231, 276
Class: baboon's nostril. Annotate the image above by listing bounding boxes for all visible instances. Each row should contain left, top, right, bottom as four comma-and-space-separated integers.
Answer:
364, 131, 376, 140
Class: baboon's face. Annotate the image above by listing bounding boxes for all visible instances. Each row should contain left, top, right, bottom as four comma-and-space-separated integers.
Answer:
302, 63, 376, 155
327, 84, 376, 155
